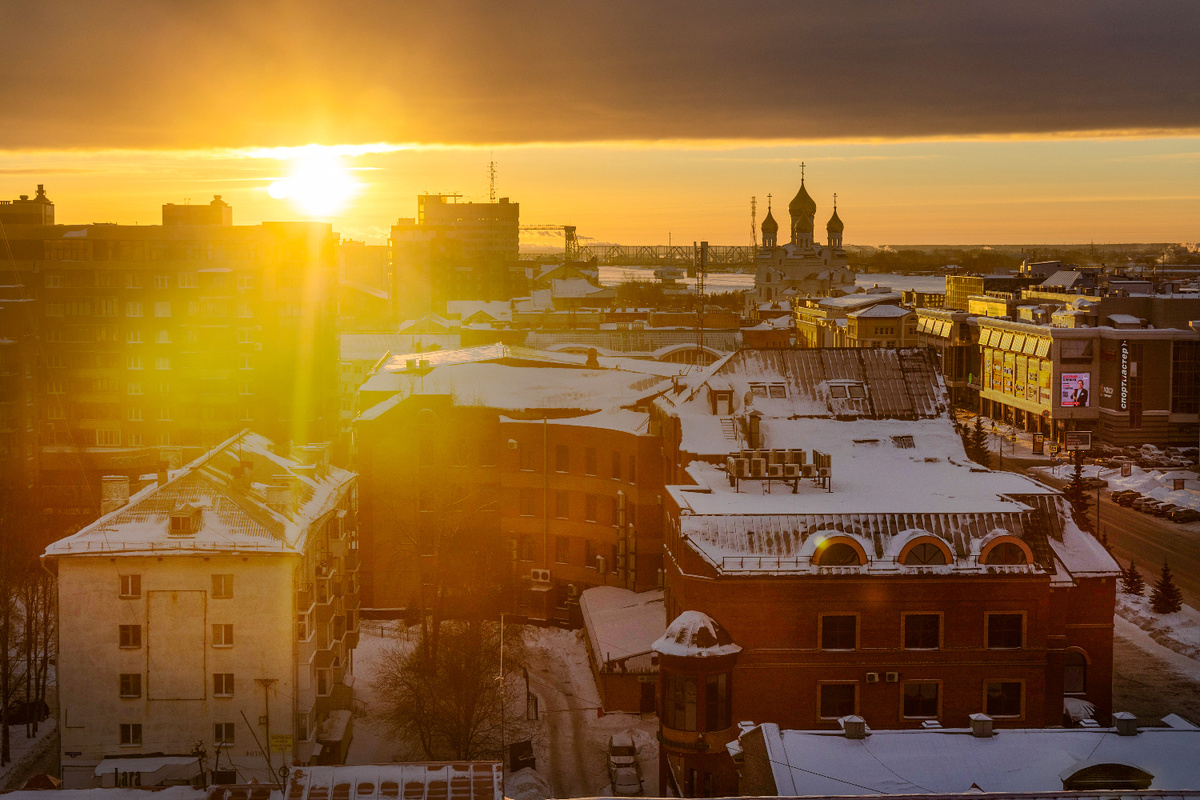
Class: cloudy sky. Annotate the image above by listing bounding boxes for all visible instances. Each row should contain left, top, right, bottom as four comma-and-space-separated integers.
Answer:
3, 1, 1199, 244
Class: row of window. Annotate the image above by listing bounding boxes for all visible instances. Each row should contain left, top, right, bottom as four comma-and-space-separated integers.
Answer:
818, 680, 1024, 720
520, 444, 637, 483
118, 625, 236, 649
118, 722, 237, 747
118, 574, 233, 598
811, 539, 1029, 568
46, 300, 254, 319
45, 272, 254, 290
815, 612, 1026, 651
518, 489, 634, 526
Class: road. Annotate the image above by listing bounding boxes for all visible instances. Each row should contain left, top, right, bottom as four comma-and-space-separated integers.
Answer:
1035, 472, 1200, 609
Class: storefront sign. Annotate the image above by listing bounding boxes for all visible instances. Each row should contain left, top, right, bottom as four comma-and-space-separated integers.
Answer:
1122, 463, 1132, 477
1033, 433, 1044, 455
1119, 340, 1129, 412
1064, 431, 1092, 451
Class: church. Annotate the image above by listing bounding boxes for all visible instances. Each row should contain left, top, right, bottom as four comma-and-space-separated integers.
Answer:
747, 169, 854, 310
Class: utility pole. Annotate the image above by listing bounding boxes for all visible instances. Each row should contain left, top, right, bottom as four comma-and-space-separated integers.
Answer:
255, 678, 278, 782
499, 613, 506, 788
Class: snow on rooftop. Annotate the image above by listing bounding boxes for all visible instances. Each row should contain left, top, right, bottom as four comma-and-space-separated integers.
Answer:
580, 587, 665, 669
652, 610, 742, 658
850, 303, 911, 318
340, 333, 460, 362
282, 763, 502, 800
503, 408, 651, 435
44, 432, 352, 557
747, 720, 1200, 796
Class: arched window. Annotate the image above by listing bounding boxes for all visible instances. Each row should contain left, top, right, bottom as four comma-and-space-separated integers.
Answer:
816, 541, 864, 567
1064, 650, 1087, 695
903, 542, 948, 566
984, 542, 1028, 565
1062, 764, 1152, 791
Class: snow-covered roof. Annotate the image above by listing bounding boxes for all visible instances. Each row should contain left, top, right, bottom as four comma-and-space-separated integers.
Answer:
740, 718, 1200, 796
44, 432, 353, 557
850, 304, 911, 318
652, 610, 742, 658
281, 763, 502, 800
340, 333, 460, 362
504, 408, 651, 435
817, 292, 903, 310
580, 587, 665, 671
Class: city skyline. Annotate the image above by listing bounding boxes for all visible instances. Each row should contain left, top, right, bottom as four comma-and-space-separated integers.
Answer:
3, 2, 1199, 246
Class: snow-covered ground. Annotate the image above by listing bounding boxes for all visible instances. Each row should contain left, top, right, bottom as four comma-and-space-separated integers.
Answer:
0, 719, 57, 791
348, 621, 658, 799
1117, 593, 1200, 661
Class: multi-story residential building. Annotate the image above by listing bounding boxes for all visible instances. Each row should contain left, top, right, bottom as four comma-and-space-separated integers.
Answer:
390, 195, 524, 318
353, 345, 675, 618
650, 347, 1118, 795
1, 187, 340, 524
794, 292, 903, 347
43, 432, 360, 788
945, 274, 1040, 312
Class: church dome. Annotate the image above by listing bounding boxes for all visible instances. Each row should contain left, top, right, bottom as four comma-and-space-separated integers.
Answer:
827, 207, 844, 233
789, 181, 817, 218
761, 208, 778, 235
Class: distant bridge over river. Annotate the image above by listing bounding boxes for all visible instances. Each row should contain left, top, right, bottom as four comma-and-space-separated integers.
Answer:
576, 244, 757, 268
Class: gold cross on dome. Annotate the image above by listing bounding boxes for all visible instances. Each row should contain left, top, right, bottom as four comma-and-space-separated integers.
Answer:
800, 162, 806, 181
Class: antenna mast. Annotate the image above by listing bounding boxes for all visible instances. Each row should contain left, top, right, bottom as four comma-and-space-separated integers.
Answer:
750, 196, 758, 250
488, 154, 497, 203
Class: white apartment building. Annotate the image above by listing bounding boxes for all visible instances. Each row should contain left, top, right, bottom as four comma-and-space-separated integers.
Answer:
43, 431, 360, 788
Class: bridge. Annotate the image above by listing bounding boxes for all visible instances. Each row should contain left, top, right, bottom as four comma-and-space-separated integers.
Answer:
576, 244, 757, 267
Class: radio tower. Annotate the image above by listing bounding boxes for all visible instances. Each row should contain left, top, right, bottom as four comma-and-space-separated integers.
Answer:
750, 196, 758, 249
694, 241, 708, 365
488, 153, 497, 203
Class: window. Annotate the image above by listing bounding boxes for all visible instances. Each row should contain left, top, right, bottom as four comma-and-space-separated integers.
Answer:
126, 301, 143, 318
96, 430, 121, 446
213, 673, 234, 696
984, 542, 1027, 565
815, 542, 863, 567
128, 356, 143, 370
1064, 651, 1087, 695
518, 535, 534, 561
45, 273, 62, 288
212, 623, 233, 647
584, 447, 597, 475
705, 673, 732, 731
903, 542, 948, 566
126, 272, 142, 289
820, 615, 857, 650
819, 683, 856, 718
154, 301, 171, 317
585, 494, 598, 522
585, 538, 596, 568
555, 444, 569, 472
239, 354, 252, 370
628, 455, 636, 483
517, 441, 535, 470
555, 536, 569, 564
119, 625, 141, 649
212, 574, 233, 599
891, 435, 915, 449
178, 272, 197, 288
239, 382, 252, 395
126, 329, 142, 344
902, 682, 939, 719
119, 723, 142, 746
127, 433, 144, 446
987, 613, 1024, 649
155, 356, 171, 370
904, 614, 941, 650
238, 302, 252, 318
663, 672, 697, 731
238, 275, 253, 289
519, 489, 537, 517
611, 451, 622, 480
128, 407, 143, 421
128, 382, 143, 395
238, 328, 254, 344
154, 274, 170, 289
119, 574, 141, 598
214, 722, 235, 744
610, 496, 621, 527
985, 681, 1022, 717
119, 673, 142, 698
555, 491, 569, 519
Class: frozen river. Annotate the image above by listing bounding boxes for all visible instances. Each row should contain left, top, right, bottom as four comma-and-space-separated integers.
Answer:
596, 265, 946, 294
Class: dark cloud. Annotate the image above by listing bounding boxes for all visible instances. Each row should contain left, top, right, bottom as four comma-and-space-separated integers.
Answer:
2, 0, 1198, 149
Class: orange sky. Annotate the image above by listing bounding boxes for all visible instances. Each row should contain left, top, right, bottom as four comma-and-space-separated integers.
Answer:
3, 2, 1199, 246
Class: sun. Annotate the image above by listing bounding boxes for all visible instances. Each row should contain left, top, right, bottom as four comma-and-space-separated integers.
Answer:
267, 153, 357, 217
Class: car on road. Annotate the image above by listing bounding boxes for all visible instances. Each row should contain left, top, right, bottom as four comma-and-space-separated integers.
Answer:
1169, 508, 1200, 523
611, 767, 643, 796
1081, 477, 1108, 489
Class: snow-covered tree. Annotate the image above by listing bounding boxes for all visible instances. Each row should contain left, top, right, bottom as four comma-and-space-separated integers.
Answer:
1121, 561, 1145, 596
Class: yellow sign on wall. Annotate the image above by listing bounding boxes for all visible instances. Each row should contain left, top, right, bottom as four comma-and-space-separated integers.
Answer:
270, 734, 293, 752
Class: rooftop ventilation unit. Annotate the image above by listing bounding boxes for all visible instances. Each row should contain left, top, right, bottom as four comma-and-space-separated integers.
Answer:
969, 713, 993, 738
530, 568, 551, 583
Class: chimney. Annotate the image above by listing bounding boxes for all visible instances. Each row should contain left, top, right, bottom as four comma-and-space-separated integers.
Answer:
969, 713, 993, 738
840, 715, 867, 740
159, 445, 183, 470
266, 476, 292, 516
1114, 711, 1139, 736
100, 476, 130, 515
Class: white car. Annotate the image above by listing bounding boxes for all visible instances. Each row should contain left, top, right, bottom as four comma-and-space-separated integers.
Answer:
611, 766, 643, 796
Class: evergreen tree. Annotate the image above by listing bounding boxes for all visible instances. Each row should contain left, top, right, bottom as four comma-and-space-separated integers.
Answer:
1121, 561, 1145, 596
967, 417, 990, 466
1063, 454, 1089, 515
1150, 561, 1183, 614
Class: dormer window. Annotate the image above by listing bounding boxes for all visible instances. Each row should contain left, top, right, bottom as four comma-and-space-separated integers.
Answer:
169, 504, 202, 536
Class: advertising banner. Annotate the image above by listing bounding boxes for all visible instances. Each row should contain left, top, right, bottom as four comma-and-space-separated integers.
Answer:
1061, 372, 1090, 407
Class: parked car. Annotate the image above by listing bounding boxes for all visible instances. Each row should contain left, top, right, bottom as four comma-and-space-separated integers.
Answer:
611, 767, 643, 797
608, 733, 639, 779
1169, 508, 1200, 523
1131, 497, 1159, 512
1110, 490, 1139, 501
1081, 477, 1108, 489
1152, 503, 1179, 517
1115, 492, 1142, 507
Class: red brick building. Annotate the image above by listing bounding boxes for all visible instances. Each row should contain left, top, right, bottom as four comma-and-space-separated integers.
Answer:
650, 348, 1119, 796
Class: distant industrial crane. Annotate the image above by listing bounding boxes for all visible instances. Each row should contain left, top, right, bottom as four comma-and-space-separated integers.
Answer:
519, 225, 580, 260
750, 196, 758, 250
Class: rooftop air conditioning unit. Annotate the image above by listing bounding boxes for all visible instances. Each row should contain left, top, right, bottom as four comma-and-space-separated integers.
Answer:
818, 467, 832, 478
566, 584, 579, 598
865, 672, 880, 684
530, 569, 551, 583
885, 672, 899, 683
596, 556, 607, 574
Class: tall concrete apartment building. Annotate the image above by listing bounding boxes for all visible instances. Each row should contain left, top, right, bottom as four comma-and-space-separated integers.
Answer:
1, 187, 340, 530
390, 195, 524, 318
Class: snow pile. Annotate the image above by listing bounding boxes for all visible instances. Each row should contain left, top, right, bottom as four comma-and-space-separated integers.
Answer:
0, 717, 57, 790
504, 768, 552, 800
1032, 462, 1200, 512
1116, 593, 1200, 660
